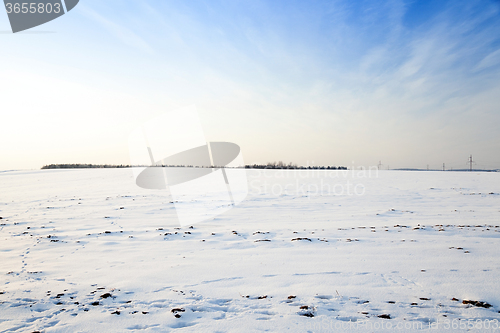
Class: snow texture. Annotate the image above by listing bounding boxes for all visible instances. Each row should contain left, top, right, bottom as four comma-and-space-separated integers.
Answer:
0, 169, 499, 332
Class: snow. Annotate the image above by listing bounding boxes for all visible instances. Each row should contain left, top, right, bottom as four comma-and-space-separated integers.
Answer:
0, 169, 499, 332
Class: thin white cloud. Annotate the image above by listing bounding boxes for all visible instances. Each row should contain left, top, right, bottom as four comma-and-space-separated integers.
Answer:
78, 4, 154, 55
474, 48, 500, 72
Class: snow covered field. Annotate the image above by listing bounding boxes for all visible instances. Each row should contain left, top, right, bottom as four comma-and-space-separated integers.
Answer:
1, 169, 499, 332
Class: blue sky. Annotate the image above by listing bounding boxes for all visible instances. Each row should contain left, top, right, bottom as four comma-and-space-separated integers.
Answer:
1, 0, 500, 170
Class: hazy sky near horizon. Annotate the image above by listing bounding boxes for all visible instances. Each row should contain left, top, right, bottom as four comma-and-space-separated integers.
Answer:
1, 0, 500, 171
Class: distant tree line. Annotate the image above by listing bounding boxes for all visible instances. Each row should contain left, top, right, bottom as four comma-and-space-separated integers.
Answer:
41, 164, 226, 169
244, 161, 347, 170
41, 162, 348, 170
42, 164, 132, 169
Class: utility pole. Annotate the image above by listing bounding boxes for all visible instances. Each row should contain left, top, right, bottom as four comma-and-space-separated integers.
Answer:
469, 155, 473, 171
427, 164, 429, 171
378, 161, 382, 170
443, 163, 445, 171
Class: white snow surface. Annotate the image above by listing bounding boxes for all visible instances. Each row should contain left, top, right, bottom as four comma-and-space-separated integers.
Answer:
0, 169, 499, 332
